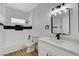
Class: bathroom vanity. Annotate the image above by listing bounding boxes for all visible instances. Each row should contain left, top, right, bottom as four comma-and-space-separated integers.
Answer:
38, 37, 79, 56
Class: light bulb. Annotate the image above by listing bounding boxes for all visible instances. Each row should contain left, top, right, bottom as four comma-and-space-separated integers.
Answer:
58, 11, 62, 14
51, 11, 53, 15
63, 9, 67, 13
54, 8, 57, 11
54, 13, 57, 16
61, 5, 63, 7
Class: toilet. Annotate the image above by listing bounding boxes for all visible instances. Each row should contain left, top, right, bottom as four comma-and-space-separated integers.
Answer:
24, 41, 35, 53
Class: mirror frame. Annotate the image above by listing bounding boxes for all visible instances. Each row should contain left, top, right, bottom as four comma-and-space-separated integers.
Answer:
78, 3, 79, 33
51, 9, 70, 35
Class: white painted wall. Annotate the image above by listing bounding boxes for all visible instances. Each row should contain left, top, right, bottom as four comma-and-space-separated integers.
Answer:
0, 4, 6, 24
0, 26, 3, 54
6, 7, 30, 26
32, 3, 61, 37
2, 29, 32, 55
6, 3, 39, 12
0, 4, 33, 55
2, 7, 33, 54
0, 4, 6, 55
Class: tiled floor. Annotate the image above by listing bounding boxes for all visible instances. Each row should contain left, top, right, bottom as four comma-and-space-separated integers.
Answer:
4, 49, 38, 56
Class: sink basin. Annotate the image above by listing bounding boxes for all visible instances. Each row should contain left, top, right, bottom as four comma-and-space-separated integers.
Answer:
39, 37, 65, 44
39, 37, 79, 47
51, 39, 65, 44
45, 37, 65, 44
51, 38, 79, 48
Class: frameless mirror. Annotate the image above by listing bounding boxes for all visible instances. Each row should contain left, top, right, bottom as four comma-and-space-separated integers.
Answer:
51, 9, 70, 35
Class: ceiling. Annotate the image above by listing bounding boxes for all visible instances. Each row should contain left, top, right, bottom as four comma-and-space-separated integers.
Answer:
5, 3, 39, 12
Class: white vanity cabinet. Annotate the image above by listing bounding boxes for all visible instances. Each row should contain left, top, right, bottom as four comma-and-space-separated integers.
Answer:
38, 48, 53, 56
38, 40, 77, 56
38, 41, 55, 56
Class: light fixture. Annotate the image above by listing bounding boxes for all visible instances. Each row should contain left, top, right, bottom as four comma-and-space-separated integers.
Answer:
58, 11, 62, 14
51, 3, 68, 16
54, 13, 57, 16
60, 4, 63, 8
63, 8, 67, 13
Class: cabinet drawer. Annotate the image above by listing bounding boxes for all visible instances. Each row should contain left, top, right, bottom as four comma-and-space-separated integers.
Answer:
38, 47, 47, 56
38, 41, 77, 56
38, 47, 55, 56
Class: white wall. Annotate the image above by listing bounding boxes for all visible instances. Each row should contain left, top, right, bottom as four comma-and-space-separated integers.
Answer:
0, 4, 6, 55
0, 4, 32, 55
32, 3, 61, 37
2, 29, 32, 54
6, 7, 30, 26
4, 30, 31, 46
3, 7, 32, 54
0, 26, 3, 54
0, 4, 6, 24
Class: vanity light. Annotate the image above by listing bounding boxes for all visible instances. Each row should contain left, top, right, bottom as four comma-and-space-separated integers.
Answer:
58, 11, 62, 15
53, 8, 57, 11
52, 3, 67, 16
63, 8, 67, 13
54, 13, 57, 16
60, 4, 63, 8
60, 6, 66, 11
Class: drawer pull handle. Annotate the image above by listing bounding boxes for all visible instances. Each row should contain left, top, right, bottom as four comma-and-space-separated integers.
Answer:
47, 53, 49, 56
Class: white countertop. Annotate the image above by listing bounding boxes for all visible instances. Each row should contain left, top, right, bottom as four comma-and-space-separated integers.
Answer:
38, 37, 79, 55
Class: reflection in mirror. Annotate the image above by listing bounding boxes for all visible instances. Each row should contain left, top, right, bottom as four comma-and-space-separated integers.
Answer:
51, 8, 70, 35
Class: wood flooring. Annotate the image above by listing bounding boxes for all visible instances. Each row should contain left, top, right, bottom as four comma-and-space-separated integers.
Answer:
4, 48, 38, 56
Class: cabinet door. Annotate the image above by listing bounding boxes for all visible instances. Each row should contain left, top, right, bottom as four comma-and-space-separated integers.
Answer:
38, 46, 55, 56
38, 41, 56, 56
38, 48, 47, 56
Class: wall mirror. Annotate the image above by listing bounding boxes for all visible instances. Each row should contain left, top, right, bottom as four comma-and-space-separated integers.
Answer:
51, 8, 70, 35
